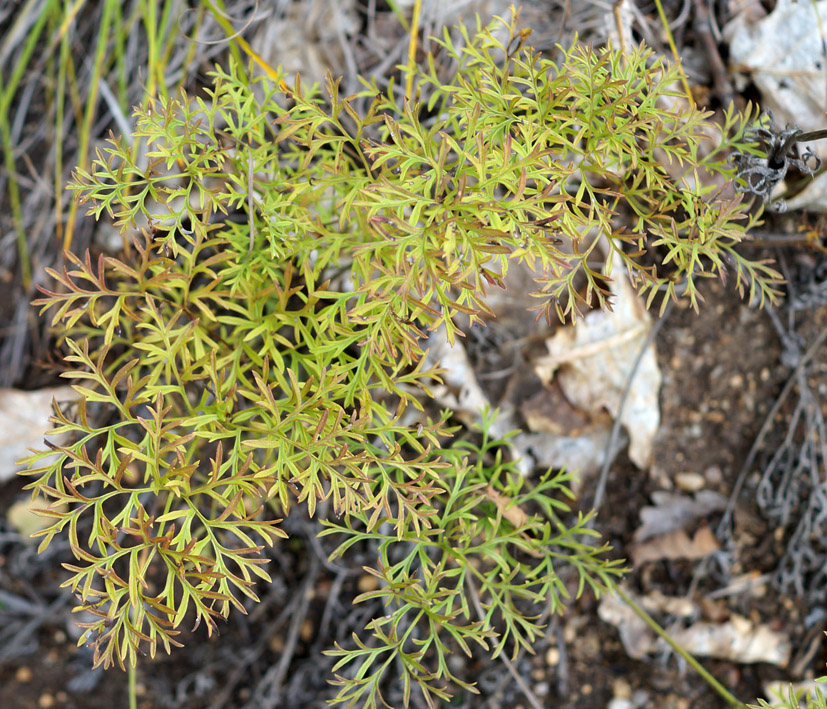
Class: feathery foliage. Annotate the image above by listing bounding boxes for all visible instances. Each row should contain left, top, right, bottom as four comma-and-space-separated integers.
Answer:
23, 11, 782, 706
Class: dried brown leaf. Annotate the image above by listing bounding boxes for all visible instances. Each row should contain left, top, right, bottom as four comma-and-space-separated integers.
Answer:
629, 526, 719, 566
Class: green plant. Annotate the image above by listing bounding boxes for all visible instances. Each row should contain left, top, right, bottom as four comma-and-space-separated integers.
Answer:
23, 9, 784, 707
749, 678, 827, 709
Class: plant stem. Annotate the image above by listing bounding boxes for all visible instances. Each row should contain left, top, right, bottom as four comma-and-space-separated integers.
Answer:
797, 129, 827, 143
773, 128, 827, 166
405, 0, 422, 102
128, 662, 137, 709
652, 0, 694, 109
614, 585, 746, 709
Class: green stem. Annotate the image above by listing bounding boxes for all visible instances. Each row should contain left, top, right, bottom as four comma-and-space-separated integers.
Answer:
614, 585, 746, 708
128, 662, 137, 709
652, 0, 694, 109
405, 0, 422, 102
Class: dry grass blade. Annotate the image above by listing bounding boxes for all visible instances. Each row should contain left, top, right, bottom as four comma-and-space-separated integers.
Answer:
0, 0, 58, 289
63, 0, 116, 252
0, 0, 234, 387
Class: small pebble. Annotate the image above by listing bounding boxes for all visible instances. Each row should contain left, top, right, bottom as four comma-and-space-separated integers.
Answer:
704, 466, 722, 486
632, 689, 650, 705
612, 678, 632, 699
650, 465, 673, 490
38, 694, 55, 709
545, 647, 559, 666
706, 410, 726, 424
15, 666, 33, 683
675, 471, 705, 492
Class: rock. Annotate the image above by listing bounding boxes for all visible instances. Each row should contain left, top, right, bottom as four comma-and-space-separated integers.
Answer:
675, 471, 706, 492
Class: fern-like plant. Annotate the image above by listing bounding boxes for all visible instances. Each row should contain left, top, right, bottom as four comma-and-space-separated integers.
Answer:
23, 9, 781, 706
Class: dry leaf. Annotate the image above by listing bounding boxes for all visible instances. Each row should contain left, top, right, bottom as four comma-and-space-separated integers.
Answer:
423, 325, 492, 423
601, 589, 791, 667
501, 352, 624, 480
520, 380, 599, 436
638, 591, 698, 619
7, 496, 66, 542
250, 1, 359, 90
629, 526, 719, 566
483, 485, 545, 557
511, 422, 625, 482
598, 592, 655, 660
762, 680, 827, 706
726, 0, 827, 209
729, 0, 767, 24
422, 326, 533, 474
533, 253, 661, 468
782, 172, 827, 212
671, 616, 791, 666
517, 384, 622, 479
484, 485, 530, 528
726, 0, 827, 147
0, 386, 77, 483
633, 490, 728, 542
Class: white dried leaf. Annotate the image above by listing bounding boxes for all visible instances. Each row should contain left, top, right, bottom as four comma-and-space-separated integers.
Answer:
598, 592, 655, 660
634, 490, 728, 542
511, 423, 625, 480
781, 171, 827, 212
601, 590, 791, 667
423, 326, 532, 474
0, 387, 77, 483
726, 0, 827, 152
423, 326, 491, 422
762, 680, 827, 706
671, 616, 791, 666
